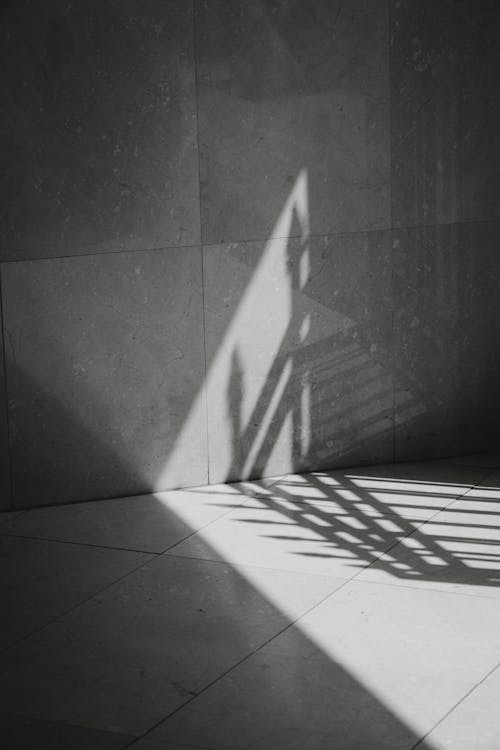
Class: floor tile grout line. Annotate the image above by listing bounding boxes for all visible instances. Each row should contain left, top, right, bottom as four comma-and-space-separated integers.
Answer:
409, 660, 500, 750
345, 497, 466, 584
162, 549, 354, 581
0, 489, 252, 558
121, 575, 355, 749
0, 550, 156, 656
2, 471, 490, 578
0, 490, 256, 656
0, 710, 136, 744
0, 531, 163, 556
165, 539, 500, 602
156, 493, 253, 556
347, 575, 500, 602
123, 476, 490, 747
2, 465, 497, 740
344, 477, 496, 585
161, 474, 497, 580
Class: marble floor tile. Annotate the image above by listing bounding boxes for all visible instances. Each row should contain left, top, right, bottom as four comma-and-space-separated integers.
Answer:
130, 742, 205, 750
147, 582, 500, 749
165, 489, 421, 578
2, 457, 499, 748
438, 452, 500, 469
0, 535, 150, 619
420, 664, 500, 750
358, 480, 500, 598
469, 470, 500, 493
330, 459, 490, 487
265, 462, 487, 523
0, 713, 133, 750
0, 511, 24, 527
0, 614, 48, 652
0, 484, 249, 554
0, 555, 343, 735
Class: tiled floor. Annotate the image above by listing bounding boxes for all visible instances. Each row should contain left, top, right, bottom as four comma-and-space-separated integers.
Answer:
2, 454, 500, 749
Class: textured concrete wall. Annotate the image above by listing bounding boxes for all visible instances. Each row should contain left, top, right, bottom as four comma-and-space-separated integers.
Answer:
1, 1, 499, 508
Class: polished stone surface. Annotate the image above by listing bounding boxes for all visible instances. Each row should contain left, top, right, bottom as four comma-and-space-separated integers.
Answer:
203, 230, 393, 484
390, 0, 500, 227
0, 457, 499, 748
0, 613, 47, 652
196, 0, 390, 244
0, 714, 133, 750
0, 1, 199, 261
164, 460, 490, 580
0, 535, 150, 619
268, 460, 487, 521
422, 664, 500, 750
392, 221, 500, 461
0, 511, 24, 527
358, 468, 500, 598
0, 484, 250, 553
1, 556, 342, 735
148, 581, 500, 749
2, 247, 207, 506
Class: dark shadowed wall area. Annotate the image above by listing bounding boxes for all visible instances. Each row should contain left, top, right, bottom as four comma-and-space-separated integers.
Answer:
0, 0, 499, 509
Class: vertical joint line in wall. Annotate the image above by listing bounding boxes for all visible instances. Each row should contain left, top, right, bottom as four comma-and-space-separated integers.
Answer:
192, 0, 202, 246
391, 301, 395, 464
0, 267, 14, 509
388, 0, 396, 464
200, 246, 211, 485
192, 1, 210, 483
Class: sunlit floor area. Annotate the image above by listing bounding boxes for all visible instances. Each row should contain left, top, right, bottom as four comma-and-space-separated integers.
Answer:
2, 453, 500, 749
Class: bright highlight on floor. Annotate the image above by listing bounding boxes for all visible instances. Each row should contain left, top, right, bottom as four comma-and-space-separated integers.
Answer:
1, 454, 500, 749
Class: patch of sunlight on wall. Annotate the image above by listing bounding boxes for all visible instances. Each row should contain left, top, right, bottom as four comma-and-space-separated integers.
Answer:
155, 169, 358, 489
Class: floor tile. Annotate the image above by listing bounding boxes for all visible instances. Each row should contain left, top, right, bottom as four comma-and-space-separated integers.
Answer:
0, 713, 133, 750
439, 452, 500, 469
335, 459, 490, 487
419, 664, 500, 750
265, 462, 485, 523
0, 535, 150, 618
2, 247, 207, 507
0, 511, 24, 527
0, 614, 47, 652
130, 741, 205, 750
0, 484, 248, 553
1, 0, 199, 261
470, 470, 500, 492
147, 582, 500, 749
0, 555, 343, 735
165, 487, 420, 578
357, 481, 500, 598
